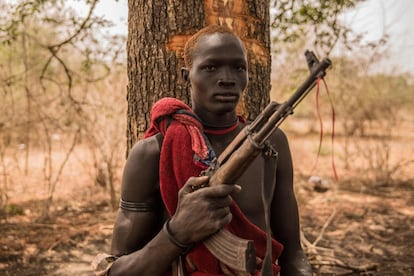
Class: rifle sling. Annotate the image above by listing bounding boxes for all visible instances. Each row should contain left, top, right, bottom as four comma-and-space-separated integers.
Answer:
261, 143, 278, 275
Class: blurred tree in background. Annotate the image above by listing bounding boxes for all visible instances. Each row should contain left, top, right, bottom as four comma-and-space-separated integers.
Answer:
270, 0, 375, 54
0, 0, 126, 217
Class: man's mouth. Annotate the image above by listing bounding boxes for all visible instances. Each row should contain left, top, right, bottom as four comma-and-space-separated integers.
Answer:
213, 93, 239, 102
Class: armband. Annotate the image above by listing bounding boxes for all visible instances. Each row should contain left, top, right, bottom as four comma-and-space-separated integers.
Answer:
119, 199, 158, 212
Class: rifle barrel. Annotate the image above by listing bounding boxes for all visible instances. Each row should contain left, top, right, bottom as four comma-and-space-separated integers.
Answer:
253, 57, 331, 145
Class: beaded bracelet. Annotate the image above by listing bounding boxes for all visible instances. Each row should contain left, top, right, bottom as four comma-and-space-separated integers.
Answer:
163, 218, 193, 252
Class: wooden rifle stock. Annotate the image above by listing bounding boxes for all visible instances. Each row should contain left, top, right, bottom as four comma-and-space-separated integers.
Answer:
200, 51, 332, 273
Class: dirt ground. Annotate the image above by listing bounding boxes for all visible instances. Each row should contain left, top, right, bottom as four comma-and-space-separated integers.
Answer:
1, 132, 413, 275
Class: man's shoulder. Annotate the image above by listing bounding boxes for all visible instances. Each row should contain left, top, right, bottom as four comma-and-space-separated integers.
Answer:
121, 133, 163, 201
128, 133, 163, 160
123, 133, 163, 186
268, 128, 288, 144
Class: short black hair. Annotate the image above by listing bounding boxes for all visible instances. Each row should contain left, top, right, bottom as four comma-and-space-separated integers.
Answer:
183, 25, 244, 67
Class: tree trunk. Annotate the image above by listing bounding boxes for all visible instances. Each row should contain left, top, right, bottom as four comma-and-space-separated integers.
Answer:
127, 0, 271, 154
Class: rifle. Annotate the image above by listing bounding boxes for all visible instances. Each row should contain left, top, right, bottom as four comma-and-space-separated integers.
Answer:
199, 50, 332, 273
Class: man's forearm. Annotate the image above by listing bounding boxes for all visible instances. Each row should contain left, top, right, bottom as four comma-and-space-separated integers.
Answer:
108, 227, 185, 276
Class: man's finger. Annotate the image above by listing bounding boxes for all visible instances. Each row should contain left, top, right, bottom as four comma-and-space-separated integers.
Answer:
181, 176, 209, 193
199, 184, 241, 198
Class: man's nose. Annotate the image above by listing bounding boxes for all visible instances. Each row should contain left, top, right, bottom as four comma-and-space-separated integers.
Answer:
217, 68, 235, 87
217, 79, 236, 87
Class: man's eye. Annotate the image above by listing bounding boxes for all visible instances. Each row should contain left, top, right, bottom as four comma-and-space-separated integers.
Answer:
235, 65, 246, 71
204, 65, 216, 71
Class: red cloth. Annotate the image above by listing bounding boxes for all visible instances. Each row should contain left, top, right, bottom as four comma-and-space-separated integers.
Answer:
144, 97, 209, 160
144, 98, 284, 275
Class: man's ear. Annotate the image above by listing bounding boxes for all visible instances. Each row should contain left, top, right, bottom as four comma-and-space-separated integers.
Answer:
181, 67, 189, 82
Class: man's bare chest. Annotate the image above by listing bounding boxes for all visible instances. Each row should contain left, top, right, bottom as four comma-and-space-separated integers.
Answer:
231, 155, 273, 230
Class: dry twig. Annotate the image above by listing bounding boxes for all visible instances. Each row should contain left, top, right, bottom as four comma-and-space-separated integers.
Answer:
301, 209, 378, 274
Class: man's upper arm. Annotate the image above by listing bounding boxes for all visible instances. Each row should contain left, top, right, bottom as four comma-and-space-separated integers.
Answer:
270, 130, 312, 276
270, 129, 301, 248
111, 135, 163, 256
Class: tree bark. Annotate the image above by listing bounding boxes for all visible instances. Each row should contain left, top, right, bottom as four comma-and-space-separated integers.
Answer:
127, 0, 271, 154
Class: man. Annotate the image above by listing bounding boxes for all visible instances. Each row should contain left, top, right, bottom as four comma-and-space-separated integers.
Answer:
102, 25, 312, 275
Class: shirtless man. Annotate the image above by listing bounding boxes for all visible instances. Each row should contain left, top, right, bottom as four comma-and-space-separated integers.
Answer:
106, 25, 312, 275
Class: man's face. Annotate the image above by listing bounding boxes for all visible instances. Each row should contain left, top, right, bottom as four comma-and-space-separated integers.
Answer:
187, 33, 248, 116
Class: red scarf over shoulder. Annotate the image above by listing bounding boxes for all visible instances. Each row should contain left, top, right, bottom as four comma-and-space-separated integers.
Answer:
144, 98, 283, 275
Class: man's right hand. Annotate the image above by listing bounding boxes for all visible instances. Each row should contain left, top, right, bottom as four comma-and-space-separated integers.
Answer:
168, 176, 241, 245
